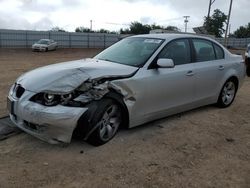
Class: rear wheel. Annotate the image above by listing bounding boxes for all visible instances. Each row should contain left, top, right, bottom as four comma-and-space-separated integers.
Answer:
87, 99, 122, 146
217, 79, 237, 108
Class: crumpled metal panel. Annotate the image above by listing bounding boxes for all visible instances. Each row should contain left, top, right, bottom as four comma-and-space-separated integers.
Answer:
17, 59, 138, 93
9, 58, 139, 144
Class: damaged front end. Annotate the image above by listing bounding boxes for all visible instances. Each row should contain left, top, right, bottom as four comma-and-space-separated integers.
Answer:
7, 62, 138, 144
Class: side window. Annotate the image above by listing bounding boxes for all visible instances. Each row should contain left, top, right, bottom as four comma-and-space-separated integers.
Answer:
213, 43, 224, 59
158, 39, 191, 65
193, 39, 216, 62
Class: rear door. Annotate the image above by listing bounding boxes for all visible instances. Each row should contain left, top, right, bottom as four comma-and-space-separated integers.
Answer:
191, 38, 226, 103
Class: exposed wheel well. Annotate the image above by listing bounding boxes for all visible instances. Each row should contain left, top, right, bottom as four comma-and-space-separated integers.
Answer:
73, 90, 129, 141
227, 76, 239, 91
104, 91, 129, 129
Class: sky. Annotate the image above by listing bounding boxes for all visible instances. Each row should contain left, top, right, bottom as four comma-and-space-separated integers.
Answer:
0, 0, 249, 33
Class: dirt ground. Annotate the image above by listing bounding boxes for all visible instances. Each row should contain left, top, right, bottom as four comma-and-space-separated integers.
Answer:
0, 48, 249, 188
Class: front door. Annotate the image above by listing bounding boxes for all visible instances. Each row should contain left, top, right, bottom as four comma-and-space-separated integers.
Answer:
142, 39, 195, 120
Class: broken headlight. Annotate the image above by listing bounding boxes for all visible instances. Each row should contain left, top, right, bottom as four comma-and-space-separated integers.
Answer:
30, 92, 75, 106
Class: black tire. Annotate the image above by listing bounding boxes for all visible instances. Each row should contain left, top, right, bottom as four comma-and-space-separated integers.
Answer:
217, 79, 237, 108
247, 66, 250, 77
86, 99, 122, 146
246, 58, 250, 76
45, 47, 48, 52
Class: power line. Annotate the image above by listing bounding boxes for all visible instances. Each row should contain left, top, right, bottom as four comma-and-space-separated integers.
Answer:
207, 0, 216, 18
105, 22, 130, 26
158, 17, 184, 22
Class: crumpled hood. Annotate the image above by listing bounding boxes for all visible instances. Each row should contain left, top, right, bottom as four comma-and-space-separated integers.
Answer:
16, 58, 138, 93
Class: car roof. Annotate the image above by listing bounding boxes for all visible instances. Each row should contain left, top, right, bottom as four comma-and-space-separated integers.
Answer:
130, 33, 214, 41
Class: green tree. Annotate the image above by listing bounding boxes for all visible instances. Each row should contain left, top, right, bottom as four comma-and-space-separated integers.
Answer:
165, 26, 181, 32
75, 27, 92, 33
50, 27, 66, 32
96, 29, 112, 33
120, 22, 181, 34
203, 9, 227, 37
233, 23, 250, 38
120, 28, 131, 34
150, 23, 164, 30
129, 21, 151, 34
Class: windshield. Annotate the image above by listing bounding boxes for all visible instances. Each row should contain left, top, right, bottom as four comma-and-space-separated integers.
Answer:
36, 40, 49, 44
95, 37, 164, 67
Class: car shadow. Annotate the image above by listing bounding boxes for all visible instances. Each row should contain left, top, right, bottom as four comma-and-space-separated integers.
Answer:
119, 104, 217, 135
72, 104, 218, 148
0, 104, 219, 151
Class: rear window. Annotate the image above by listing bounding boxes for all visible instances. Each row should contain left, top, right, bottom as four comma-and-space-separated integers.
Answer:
213, 43, 224, 59
193, 39, 216, 62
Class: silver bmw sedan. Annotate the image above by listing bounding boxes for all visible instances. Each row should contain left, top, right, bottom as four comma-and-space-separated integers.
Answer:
7, 34, 246, 146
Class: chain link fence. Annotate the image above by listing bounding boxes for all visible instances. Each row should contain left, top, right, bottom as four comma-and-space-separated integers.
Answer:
0, 29, 249, 49
216, 37, 250, 48
0, 29, 119, 48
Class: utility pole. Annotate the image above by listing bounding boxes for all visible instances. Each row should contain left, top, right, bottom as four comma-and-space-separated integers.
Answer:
207, 0, 216, 18
224, 0, 233, 46
183, 16, 190, 33
90, 20, 93, 31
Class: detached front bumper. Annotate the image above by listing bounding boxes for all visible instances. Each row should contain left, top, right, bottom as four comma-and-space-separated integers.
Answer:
8, 90, 87, 144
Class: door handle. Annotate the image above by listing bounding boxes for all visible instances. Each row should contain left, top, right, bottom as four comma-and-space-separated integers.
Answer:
186, 70, 194, 76
218, 65, 225, 70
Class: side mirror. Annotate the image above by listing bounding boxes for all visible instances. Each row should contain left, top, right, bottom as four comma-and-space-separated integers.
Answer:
157, 58, 174, 68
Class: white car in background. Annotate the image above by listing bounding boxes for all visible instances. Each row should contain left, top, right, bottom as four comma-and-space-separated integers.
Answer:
32, 39, 58, 52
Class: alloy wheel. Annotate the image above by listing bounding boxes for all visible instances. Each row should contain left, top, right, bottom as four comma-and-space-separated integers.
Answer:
98, 104, 121, 142
221, 81, 236, 105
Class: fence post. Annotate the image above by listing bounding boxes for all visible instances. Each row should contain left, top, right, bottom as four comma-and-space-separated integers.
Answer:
25, 31, 28, 48
104, 34, 106, 48
69, 33, 71, 48
87, 33, 89, 48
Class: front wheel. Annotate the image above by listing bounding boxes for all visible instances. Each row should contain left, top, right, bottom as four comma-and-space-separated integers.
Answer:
217, 79, 237, 108
87, 99, 122, 146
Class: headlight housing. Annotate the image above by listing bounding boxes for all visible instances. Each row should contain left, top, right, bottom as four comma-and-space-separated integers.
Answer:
30, 92, 75, 106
